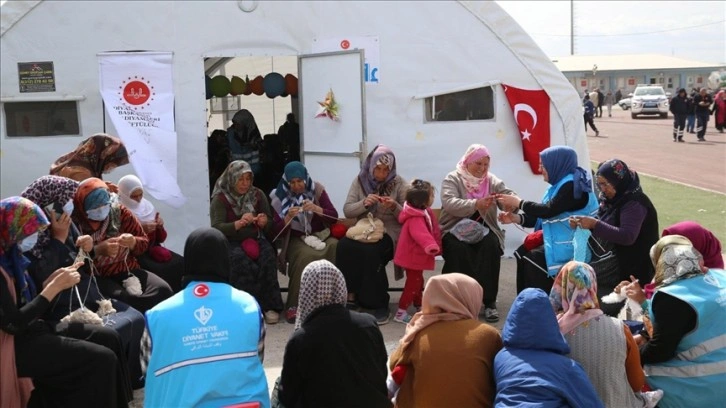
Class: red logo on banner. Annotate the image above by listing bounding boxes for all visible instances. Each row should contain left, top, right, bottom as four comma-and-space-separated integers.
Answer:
503, 84, 551, 175
118, 76, 155, 110
340, 40, 350, 49
193, 283, 210, 298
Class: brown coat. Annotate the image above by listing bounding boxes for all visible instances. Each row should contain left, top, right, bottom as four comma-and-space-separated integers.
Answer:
389, 319, 503, 408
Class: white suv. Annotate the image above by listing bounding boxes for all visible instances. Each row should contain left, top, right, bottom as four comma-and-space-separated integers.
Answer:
631, 85, 669, 119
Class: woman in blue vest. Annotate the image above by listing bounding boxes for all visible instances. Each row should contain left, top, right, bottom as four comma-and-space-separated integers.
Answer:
631, 235, 726, 408
497, 145, 598, 294
144, 227, 270, 408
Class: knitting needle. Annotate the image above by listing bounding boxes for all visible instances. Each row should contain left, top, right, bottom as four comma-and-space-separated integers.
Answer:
74, 286, 86, 311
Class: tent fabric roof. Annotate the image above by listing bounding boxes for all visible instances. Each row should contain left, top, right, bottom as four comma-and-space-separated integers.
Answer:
0, 0, 41, 37
552, 54, 725, 72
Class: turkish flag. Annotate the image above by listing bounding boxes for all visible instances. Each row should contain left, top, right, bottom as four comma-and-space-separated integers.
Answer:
503, 85, 551, 174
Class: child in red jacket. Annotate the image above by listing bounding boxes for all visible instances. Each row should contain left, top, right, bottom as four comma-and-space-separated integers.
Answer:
393, 180, 442, 324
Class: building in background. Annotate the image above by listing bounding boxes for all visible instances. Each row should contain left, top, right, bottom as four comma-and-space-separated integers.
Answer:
553, 54, 725, 95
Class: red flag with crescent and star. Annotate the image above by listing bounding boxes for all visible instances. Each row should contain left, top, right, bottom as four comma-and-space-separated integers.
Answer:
503, 85, 551, 174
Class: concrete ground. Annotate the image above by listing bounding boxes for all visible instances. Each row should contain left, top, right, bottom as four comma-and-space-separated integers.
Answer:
131, 258, 516, 406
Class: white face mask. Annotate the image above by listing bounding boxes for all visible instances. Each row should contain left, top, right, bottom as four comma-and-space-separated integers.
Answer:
18, 232, 39, 252
62, 199, 74, 215
87, 204, 110, 221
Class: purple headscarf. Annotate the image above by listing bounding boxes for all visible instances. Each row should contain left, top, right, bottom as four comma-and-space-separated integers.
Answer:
358, 144, 398, 196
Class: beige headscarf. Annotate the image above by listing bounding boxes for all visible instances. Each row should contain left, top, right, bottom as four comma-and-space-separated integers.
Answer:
650, 235, 708, 288
398, 273, 482, 355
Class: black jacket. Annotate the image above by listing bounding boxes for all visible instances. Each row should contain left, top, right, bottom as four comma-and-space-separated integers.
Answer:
669, 95, 690, 115
279, 304, 392, 408
694, 94, 713, 114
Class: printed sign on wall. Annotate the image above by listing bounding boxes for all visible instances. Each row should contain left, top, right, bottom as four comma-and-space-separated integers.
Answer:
18, 61, 56, 93
312, 36, 380, 84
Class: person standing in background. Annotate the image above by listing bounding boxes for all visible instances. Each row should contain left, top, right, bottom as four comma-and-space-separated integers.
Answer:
604, 91, 615, 118
669, 88, 690, 142
583, 95, 599, 137
686, 88, 698, 134
615, 89, 622, 103
694, 88, 713, 142
596, 89, 605, 118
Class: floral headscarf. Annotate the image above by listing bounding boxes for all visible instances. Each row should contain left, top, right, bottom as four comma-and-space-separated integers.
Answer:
662, 221, 724, 269
358, 144, 398, 196
73, 178, 112, 232
455, 144, 491, 199
211, 160, 258, 217
274, 161, 315, 217
20, 175, 80, 258
650, 235, 707, 288
295, 260, 347, 330
49, 134, 129, 181
549, 261, 603, 334
596, 159, 642, 217
0, 197, 49, 304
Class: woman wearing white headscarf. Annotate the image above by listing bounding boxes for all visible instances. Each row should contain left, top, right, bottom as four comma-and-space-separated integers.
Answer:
118, 175, 184, 292
278, 260, 390, 407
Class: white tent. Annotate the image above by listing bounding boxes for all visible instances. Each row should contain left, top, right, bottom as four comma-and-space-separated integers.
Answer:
1, 0, 588, 253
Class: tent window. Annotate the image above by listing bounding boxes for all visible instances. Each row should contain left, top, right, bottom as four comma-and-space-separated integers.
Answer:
424, 86, 494, 122
3, 101, 80, 137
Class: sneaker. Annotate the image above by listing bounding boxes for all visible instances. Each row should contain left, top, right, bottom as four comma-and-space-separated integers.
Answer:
595, 131, 600, 137
484, 308, 499, 323
285, 307, 297, 324
393, 311, 412, 324
698, 138, 706, 142
643, 389, 664, 408
373, 307, 390, 325
678, 138, 685, 143
264, 310, 279, 325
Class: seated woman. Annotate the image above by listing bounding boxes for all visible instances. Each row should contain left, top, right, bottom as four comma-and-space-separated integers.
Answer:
569, 159, 659, 286
1, 196, 128, 408
497, 145, 598, 294
388, 273, 503, 408
270, 161, 338, 323
278, 260, 390, 407
550, 261, 662, 407
49, 133, 129, 182
493, 288, 604, 408
625, 235, 726, 408
71, 178, 173, 313
439, 144, 519, 322
210, 160, 283, 324
21, 175, 146, 390
337, 144, 408, 324
662, 221, 723, 269
118, 174, 184, 293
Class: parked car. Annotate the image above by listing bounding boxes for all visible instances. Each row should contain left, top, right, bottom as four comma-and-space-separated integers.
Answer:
631, 85, 669, 119
619, 97, 632, 110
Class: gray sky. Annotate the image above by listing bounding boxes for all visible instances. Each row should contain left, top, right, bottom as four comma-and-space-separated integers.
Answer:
495, 0, 726, 64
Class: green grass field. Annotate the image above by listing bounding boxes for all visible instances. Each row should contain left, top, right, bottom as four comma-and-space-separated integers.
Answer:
592, 162, 726, 248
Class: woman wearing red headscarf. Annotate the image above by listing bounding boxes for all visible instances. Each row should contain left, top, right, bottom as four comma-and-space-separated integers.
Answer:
71, 178, 172, 313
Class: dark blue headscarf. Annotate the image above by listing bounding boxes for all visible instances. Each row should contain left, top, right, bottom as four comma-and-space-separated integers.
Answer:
274, 161, 315, 216
540, 146, 592, 199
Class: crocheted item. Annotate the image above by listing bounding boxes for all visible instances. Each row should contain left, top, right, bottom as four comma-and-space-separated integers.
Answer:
61, 307, 103, 325
302, 235, 326, 250
123, 274, 143, 296
346, 213, 385, 243
450, 218, 488, 244
96, 299, 116, 317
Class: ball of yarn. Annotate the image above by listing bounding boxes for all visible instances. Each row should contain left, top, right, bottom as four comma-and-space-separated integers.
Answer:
241, 238, 260, 260
330, 223, 348, 239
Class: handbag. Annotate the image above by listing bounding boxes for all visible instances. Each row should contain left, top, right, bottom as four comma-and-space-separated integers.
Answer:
450, 218, 489, 244
346, 213, 386, 243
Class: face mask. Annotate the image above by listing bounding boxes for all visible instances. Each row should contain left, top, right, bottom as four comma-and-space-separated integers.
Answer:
62, 199, 74, 215
18, 232, 39, 252
87, 205, 110, 221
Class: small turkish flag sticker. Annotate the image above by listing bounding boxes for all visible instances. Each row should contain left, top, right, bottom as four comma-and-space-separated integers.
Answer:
340, 40, 350, 49
193, 283, 210, 297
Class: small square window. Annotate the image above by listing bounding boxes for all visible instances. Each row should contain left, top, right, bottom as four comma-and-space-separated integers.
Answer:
425, 86, 494, 122
3, 101, 80, 137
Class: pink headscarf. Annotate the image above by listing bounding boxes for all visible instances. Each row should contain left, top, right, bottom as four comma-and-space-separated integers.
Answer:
549, 261, 603, 334
398, 273, 482, 356
455, 144, 491, 199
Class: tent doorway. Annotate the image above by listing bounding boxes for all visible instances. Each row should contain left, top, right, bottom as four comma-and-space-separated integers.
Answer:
204, 55, 299, 197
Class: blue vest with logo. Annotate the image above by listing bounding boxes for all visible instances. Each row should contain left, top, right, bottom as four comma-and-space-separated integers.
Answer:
144, 281, 270, 408
645, 269, 726, 408
539, 174, 599, 276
